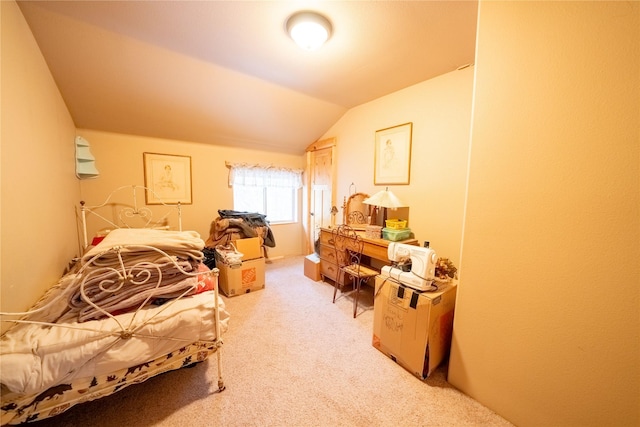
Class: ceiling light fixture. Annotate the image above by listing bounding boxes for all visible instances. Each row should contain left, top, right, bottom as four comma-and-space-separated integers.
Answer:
286, 11, 332, 51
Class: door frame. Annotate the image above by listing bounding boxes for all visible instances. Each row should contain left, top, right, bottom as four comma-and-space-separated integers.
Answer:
304, 137, 337, 254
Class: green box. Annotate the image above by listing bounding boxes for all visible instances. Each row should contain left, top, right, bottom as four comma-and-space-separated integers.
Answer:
382, 227, 412, 241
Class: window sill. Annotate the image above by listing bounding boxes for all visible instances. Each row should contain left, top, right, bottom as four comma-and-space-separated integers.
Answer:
269, 221, 297, 226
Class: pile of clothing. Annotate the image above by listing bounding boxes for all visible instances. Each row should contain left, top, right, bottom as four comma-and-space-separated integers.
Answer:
205, 210, 276, 250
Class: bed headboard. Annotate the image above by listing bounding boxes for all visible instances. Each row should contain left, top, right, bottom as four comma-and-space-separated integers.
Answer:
80, 185, 182, 251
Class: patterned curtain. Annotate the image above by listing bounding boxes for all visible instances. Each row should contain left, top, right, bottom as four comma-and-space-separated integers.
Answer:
226, 162, 303, 188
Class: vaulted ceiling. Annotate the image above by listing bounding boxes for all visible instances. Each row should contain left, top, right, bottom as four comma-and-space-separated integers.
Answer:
17, 1, 478, 154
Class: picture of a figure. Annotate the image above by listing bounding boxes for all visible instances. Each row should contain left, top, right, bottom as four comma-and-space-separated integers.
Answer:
157, 164, 179, 191
383, 139, 396, 169
374, 123, 412, 185
144, 153, 192, 204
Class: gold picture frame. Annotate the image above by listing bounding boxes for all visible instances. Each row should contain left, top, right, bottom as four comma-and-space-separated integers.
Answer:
374, 122, 412, 185
143, 152, 192, 204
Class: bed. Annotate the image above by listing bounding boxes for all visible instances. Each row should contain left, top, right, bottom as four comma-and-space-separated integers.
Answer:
0, 185, 229, 425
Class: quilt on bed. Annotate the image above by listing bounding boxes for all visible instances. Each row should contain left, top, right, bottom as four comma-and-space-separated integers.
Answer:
0, 291, 228, 395
1, 340, 216, 425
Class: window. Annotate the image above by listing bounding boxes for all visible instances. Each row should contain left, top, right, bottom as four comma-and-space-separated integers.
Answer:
227, 162, 302, 224
233, 185, 297, 223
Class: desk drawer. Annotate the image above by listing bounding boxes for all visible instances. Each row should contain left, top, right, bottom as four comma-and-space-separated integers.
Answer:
319, 244, 337, 264
319, 230, 334, 246
320, 260, 341, 283
362, 244, 389, 263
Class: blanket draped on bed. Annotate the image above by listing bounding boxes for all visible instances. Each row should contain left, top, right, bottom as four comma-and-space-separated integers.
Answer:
68, 228, 208, 322
81, 228, 205, 265
68, 260, 201, 322
14, 228, 208, 325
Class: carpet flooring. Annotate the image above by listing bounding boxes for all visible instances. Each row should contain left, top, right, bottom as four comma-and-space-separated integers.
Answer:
31, 255, 513, 427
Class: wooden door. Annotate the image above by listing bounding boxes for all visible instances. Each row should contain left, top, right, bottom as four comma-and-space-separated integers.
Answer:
305, 138, 336, 254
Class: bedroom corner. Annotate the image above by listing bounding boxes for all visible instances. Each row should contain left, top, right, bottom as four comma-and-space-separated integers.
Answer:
1, 0, 79, 329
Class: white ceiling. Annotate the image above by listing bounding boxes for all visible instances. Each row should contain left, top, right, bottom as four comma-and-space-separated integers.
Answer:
17, 1, 478, 154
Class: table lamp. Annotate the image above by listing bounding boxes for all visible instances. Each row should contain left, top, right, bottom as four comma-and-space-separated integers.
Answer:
363, 187, 406, 225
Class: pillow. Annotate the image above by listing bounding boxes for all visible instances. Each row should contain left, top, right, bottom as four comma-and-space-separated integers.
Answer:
196, 263, 215, 293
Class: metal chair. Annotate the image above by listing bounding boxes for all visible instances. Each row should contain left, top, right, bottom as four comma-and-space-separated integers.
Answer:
331, 225, 379, 318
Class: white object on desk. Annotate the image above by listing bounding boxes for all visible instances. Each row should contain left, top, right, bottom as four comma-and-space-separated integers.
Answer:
381, 242, 438, 291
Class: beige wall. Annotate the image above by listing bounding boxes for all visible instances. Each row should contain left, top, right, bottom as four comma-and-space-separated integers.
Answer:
4, 0, 639, 425
76, 129, 306, 259
320, 67, 475, 266
449, 2, 639, 426
0, 1, 79, 322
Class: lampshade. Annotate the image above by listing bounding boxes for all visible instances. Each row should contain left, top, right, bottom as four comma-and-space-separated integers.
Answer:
286, 11, 332, 51
363, 187, 406, 209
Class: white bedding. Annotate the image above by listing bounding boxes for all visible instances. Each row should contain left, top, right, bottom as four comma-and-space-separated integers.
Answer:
0, 291, 229, 395
81, 228, 205, 265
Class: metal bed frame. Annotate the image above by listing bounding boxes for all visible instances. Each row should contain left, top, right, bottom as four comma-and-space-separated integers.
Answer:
79, 185, 183, 251
0, 185, 225, 424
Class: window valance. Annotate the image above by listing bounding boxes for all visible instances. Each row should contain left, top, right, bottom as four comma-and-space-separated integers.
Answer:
226, 162, 303, 189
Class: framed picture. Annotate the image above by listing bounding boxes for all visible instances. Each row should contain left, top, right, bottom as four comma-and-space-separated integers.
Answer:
374, 122, 413, 185
143, 152, 192, 204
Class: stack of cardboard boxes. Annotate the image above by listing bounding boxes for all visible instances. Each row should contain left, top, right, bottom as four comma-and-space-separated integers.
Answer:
372, 275, 457, 379
216, 237, 265, 297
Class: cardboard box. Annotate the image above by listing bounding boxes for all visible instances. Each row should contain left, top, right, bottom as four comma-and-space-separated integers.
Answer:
218, 257, 265, 297
304, 253, 321, 281
372, 275, 457, 379
233, 237, 262, 261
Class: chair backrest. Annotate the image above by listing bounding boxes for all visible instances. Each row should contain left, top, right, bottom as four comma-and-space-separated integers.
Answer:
331, 225, 366, 273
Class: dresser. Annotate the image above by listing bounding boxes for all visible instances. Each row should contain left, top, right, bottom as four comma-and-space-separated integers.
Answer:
318, 227, 418, 285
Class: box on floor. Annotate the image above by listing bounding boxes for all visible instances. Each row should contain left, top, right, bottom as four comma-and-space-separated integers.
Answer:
372, 275, 457, 379
217, 257, 265, 297
304, 253, 321, 281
